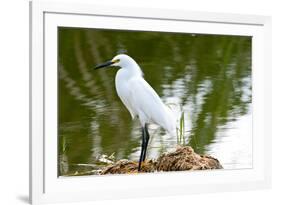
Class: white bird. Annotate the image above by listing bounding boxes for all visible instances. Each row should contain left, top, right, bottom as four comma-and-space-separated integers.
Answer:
95, 54, 177, 171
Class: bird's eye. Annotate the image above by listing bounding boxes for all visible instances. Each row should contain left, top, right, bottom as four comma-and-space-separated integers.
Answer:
113, 59, 120, 63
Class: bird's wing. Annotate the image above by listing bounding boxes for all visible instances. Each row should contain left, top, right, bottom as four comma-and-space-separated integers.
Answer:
127, 77, 176, 134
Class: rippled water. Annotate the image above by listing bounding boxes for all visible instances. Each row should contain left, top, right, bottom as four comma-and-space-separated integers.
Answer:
58, 28, 252, 176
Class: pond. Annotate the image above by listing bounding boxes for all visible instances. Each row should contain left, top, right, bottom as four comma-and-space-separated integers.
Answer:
58, 28, 252, 176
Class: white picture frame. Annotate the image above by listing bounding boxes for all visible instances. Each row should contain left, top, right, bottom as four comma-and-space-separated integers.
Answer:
30, 0, 272, 204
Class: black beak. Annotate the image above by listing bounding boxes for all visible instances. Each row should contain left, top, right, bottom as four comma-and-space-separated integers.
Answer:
94, 60, 114, 70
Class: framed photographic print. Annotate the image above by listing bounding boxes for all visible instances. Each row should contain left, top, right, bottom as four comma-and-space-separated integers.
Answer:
30, 0, 271, 204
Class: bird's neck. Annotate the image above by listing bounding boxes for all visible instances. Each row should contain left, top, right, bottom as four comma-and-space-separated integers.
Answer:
122, 63, 143, 78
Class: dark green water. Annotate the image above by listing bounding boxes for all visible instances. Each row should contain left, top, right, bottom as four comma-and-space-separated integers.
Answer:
58, 27, 252, 176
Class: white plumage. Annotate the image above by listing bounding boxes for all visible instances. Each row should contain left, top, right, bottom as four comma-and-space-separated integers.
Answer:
95, 54, 177, 171
114, 54, 177, 137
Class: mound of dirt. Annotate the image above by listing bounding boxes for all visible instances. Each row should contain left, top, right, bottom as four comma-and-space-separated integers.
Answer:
100, 146, 222, 175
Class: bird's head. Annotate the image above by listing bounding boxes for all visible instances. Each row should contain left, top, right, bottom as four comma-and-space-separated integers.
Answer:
94, 54, 136, 70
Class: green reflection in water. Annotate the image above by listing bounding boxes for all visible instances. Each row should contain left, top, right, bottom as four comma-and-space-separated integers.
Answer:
58, 28, 252, 176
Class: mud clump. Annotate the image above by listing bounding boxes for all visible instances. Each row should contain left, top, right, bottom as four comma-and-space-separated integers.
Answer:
100, 159, 157, 175
100, 146, 222, 175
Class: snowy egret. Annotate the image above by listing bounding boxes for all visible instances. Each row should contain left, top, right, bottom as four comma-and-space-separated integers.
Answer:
94, 54, 176, 171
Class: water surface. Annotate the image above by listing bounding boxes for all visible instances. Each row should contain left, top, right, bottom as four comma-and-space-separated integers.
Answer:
58, 28, 252, 176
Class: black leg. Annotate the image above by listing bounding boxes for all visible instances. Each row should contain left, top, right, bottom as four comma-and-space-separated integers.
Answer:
138, 127, 146, 171
142, 124, 150, 162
